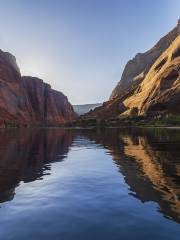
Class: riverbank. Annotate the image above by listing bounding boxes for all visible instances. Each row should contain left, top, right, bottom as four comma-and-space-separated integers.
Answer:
65, 115, 180, 129
2, 116, 180, 129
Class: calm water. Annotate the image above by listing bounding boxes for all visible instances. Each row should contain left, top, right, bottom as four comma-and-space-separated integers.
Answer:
0, 128, 180, 240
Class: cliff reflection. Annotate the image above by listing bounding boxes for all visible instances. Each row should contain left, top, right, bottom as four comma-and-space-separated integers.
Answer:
0, 128, 180, 224
81, 128, 180, 223
0, 128, 73, 203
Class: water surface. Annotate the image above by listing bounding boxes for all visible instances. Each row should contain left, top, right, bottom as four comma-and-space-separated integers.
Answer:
0, 128, 180, 240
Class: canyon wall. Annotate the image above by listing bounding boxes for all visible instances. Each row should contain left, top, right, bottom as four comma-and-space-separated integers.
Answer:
110, 19, 180, 100
84, 20, 180, 119
0, 50, 75, 126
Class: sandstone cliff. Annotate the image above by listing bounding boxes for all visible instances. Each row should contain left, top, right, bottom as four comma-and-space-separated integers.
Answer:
84, 20, 180, 120
22, 76, 75, 124
0, 50, 75, 126
122, 34, 180, 116
110, 19, 180, 100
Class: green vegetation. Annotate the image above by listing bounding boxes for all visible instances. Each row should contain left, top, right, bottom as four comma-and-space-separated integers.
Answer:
68, 115, 180, 128
2, 115, 180, 129
145, 115, 180, 126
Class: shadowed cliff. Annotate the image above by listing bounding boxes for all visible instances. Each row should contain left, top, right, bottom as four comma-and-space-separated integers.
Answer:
0, 50, 75, 127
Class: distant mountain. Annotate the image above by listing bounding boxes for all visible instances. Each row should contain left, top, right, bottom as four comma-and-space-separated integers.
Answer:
73, 103, 102, 116
0, 50, 76, 127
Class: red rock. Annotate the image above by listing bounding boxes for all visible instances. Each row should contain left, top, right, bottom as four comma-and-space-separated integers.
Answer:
0, 50, 76, 126
110, 19, 180, 100
84, 20, 180, 119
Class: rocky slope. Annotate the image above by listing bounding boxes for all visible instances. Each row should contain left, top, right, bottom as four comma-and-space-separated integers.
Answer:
83, 20, 180, 120
0, 50, 75, 127
110, 19, 180, 100
122, 34, 180, 116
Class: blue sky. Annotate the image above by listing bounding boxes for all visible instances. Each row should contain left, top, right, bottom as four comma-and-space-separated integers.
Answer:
0, 0, 179, 104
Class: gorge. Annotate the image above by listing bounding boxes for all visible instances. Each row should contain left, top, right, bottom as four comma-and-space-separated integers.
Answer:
0, 2, 180, 239
1, 20, 180, 127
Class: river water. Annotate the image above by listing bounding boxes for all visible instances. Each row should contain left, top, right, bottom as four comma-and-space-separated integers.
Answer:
0, 128, 180, 240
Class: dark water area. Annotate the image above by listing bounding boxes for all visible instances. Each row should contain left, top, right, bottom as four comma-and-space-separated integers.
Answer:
0, 127, 180, 240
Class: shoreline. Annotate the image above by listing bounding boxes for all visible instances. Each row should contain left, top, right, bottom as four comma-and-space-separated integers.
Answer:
2, 124, 180, 130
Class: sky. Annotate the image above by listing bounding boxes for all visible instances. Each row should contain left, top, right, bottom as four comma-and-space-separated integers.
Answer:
0, 0, 179, 104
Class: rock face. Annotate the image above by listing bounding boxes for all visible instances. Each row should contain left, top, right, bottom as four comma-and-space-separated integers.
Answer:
0, 50, 75, 126
85, 20, 180, 119
22, 77, 75, 124
123, 34, 180, 116
110, 19, 180, 100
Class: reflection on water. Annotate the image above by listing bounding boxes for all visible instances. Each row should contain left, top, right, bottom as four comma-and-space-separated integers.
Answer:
0, 128, 180, 239
85, 128, 180, 223
0, 129, 73, 203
